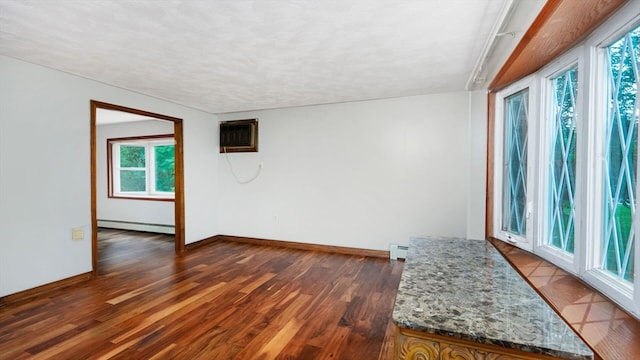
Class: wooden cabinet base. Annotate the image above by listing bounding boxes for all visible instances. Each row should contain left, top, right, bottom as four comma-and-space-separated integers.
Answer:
394, 327, 563, 360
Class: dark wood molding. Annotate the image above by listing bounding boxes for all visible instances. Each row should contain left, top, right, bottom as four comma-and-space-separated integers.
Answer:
91, 101, 99, 277
187, 234, 390, 259
0, 272, 92, 307
105, 195, 175, 202
489, 0, 627, 92
485, 92, 496, 239
107, 133, 175, 142
184, 235, 219, 250
173, 120, 185, 254
90, 100, 186, 270
106, 134, 175, 201
92, 101, 185, 123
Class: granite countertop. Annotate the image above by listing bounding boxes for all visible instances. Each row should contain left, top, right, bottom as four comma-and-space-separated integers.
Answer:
392, 237, 593, 360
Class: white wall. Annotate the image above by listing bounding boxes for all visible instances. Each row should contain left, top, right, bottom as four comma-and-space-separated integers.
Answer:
218, 92, 480, 251
467, 90, 488, 240
0, 54, 488, 297
0, 55, 219, 297
96, 120, 175, 229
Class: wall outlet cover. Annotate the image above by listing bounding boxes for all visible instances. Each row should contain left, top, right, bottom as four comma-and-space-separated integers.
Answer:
72, 227, 84, 240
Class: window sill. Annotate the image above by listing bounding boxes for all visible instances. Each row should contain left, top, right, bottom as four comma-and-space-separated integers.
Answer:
489, 238, 640, 360
108, 195, 175, 202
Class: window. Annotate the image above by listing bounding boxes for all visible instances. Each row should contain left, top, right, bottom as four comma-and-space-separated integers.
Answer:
586, 20, 640, 315
600, 27, 638, 283
502, 89, 529, 238
108, 135, 175, 200
494, 77, 536, 251
536, 56, 583, 273
492, 10, 640, 317
546, 67, 578, 256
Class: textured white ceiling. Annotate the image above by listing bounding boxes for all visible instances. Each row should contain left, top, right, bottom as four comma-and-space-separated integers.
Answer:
0, 0, 531, 114
96, 108, 161, 125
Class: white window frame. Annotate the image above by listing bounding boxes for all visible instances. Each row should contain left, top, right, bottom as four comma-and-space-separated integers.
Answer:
493, 75, 537, 252
534, 48, 584, 275
492, 1, 640, 318
109, 137, 175, 200
581, 6, 640, 316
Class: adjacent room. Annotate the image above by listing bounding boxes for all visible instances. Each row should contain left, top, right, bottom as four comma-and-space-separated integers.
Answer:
1, 0, 639, 359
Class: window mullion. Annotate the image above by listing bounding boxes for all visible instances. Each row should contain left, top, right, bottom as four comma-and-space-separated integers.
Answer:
146, 144, 152, 195
113, 143, 121, 194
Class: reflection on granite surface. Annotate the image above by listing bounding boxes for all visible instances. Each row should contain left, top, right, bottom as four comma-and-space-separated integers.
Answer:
392, 237, 593, 360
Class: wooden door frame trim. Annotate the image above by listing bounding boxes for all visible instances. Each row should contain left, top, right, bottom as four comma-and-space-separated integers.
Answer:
90, 100, 185, 277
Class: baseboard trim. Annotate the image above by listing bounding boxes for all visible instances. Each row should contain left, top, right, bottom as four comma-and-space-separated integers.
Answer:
0, 271, 93, 307
187, 234, 390, 258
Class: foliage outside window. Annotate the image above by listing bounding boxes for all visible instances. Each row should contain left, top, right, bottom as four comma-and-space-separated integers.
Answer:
493, 20, 639, 317
502, 89, 529, 238
547, 67, 578, 255
601, 26, 639, 282
109, 135, 175, 200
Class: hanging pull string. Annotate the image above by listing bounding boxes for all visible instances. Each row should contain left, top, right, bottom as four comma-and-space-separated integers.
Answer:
222, 147, 262, 184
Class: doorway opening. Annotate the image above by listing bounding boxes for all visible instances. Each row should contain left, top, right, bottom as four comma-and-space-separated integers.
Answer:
90, 100, 185, 277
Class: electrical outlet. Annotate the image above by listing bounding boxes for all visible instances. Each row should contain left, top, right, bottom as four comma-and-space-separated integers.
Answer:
72, 227, 84, 240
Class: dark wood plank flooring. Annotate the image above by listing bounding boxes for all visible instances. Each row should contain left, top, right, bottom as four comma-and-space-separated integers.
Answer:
0, 229, 404, 359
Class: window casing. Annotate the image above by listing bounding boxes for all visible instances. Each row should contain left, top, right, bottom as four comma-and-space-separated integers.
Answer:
492, 8, 640, 318
108, 135, 175, 200
536, 50, 585, 275
494, 76, 537, 251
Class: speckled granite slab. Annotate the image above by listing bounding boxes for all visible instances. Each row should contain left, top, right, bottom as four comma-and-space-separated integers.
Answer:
392, 237, 593, 360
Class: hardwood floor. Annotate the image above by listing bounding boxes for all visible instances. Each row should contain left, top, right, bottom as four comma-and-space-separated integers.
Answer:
0, 229, 404, 359
97, 228, 175, 275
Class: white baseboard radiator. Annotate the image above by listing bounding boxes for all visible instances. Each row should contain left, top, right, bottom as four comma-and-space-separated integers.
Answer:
389, 244, 408, 260
97, 220, 175, 235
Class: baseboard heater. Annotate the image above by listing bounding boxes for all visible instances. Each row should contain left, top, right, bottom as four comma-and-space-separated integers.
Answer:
389, 244, 408, 260
97, 220, 175, 235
